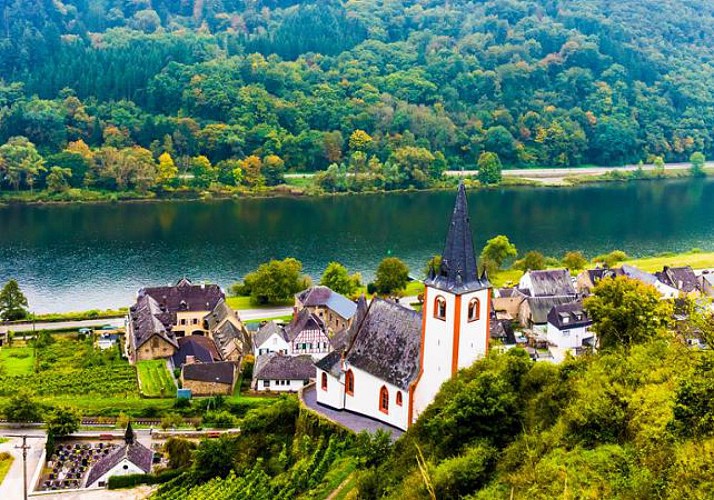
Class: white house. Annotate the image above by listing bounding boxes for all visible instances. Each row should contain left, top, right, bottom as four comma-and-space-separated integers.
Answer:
285, 308, 331, 359
253, 321, 290, 357
621, 264, 679, 299
315, 182, 493, 430
546, 301, 595, 350
85, 424, 152, 488
252, 353, 315, 392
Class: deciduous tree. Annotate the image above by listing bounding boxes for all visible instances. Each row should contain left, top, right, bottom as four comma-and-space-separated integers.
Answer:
0, 279, 29, 321
320, 262, 362, 296
374, 257, 410, 296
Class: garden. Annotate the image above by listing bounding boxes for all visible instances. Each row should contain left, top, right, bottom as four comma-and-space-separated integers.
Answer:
137, 360, 176, 398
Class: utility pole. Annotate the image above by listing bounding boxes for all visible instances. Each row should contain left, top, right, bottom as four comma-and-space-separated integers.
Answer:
14, 435, 30, 500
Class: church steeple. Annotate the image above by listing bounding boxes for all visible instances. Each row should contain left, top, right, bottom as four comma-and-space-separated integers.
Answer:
125, 422, 135, 445
425, 182, 489, 294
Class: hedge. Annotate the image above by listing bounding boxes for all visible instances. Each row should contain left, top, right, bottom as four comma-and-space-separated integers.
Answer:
107, 468, 184, 489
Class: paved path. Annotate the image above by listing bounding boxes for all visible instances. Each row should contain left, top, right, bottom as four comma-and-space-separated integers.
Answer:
301, 385, 403, 439
239, 306, 293, 321
0, 434, 45, 499
0, 318, 124, 334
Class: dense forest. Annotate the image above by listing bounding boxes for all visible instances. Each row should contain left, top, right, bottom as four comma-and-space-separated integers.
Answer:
2, 0, 714, 195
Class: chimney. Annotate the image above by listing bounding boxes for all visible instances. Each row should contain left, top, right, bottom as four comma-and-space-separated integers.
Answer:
186, 355, 196, 365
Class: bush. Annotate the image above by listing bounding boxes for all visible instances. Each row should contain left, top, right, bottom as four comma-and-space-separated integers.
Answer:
107, 468, 184, 489
205, 410, 237, 429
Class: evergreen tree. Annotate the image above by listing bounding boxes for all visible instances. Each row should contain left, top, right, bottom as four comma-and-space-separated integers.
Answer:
0, 279, 29, 321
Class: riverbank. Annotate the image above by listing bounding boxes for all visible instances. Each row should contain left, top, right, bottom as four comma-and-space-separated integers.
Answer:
0, 162, 710, 207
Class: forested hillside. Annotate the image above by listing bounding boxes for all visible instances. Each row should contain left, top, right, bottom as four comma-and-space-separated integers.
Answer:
2, 0, 714, 193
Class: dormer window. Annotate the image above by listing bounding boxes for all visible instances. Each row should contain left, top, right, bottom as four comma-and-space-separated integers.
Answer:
468, 298, 480, 322
434, 296, 447, 321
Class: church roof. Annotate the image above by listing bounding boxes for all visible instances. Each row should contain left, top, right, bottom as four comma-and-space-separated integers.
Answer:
319, 298, 422, 391
85, 440, 153, 487
425, 182, 490, 294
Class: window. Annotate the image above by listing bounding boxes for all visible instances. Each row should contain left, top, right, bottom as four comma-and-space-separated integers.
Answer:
192, 318, 198, 325
321, 372, 328, 391
396, 391, 403, 406
180, 319, 186, 326
468, 298, 480, 322
434, 296, 447, 320
562, 330, 570, 337
263, 380, 269, 387
379, 386, 389, 414
345, 370, 354, 396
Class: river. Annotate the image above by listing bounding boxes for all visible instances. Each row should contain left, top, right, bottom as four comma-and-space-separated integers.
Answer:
1, 179, 713, 313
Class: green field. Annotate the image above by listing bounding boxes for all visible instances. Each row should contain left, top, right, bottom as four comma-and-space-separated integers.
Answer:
0, 346, 35, 375
137, 360, 176, 398
624, 251, 714, 273
226, 295, 293, 310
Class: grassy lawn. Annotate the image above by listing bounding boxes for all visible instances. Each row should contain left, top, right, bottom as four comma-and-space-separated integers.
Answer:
0, 346, 35, 375
226, 295, 293, 310
491, 268, 524, 288
0, 452, 14, 487
624, 251, 714, 273
244, 314, 293, 325
137, 360, 175, 398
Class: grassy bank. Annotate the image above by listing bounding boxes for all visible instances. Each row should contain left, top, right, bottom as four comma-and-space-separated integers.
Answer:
0, 452, 14, 486
624, 250, 714, 273
226, 296, 293, 310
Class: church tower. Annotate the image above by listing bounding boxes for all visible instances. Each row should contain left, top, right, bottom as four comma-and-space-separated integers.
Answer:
410, 182, 491, 423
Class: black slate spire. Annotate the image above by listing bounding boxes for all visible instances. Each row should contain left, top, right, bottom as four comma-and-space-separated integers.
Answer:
425, 182, 490, 294
125, 422, 135, 445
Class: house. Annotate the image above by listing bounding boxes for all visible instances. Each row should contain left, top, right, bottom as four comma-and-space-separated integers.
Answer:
519, 269, 577, 298
126, 278, 225, 363
203, 299, 249, 359
285, 308, 331, 359
621, 264, 679, 299
490, 318, 517, 346
85, 424, 152, 489
546, 301, 595, 351
700, 272, 714, 297
519, 296, 577, 333
254, 321, 290, 357
96, 333, 120, 350
575, 267, 624, 295
315, 182, 492, 430
172, 336, 221, 368
181, 361, 237, 396
656, 266, 701, 297
252, 353, 315, 392
492, 288, 526, 320
295, 286, 357, 332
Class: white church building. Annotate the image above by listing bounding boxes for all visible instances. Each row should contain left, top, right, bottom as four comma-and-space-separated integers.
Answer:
315, 182, 492, 430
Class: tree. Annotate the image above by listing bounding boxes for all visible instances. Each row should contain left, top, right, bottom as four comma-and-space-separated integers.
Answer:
4, 390, 42, 423
45, 406, 81, 436
262, 155, 285, 186
374, 257, 410, 296
653, 156, 665, 177
592, 250, 628, 268
690, 151, 706, 177
242, 258, 310, 305
165, 437, 197, 469
562, 251, 588, 271
0, 279, 29, 321
424, 255, 442, 278
239, 155, 263, 188
0, 136, 45, 191
193, 436, 238, 481
160, 412, 183, 431
477, 151, 502, 185
480, 235, 517, 274
320, 262, 362, 296
513, 251, 546, 271
584, 276, 673, 349
190, 155, 218, 188
349, 130, 373, 152
45, 166, 72, 193
157, 152, 178, 186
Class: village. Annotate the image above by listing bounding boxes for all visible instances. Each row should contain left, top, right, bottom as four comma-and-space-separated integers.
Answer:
0, 183, 712, 497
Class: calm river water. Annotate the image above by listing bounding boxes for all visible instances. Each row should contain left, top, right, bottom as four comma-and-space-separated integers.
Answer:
2, 179, 714, 313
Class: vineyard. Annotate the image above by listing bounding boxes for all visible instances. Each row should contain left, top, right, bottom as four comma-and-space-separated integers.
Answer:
153, 435, 344, 500
0, 336, 138, 398
137, 360, 176, 398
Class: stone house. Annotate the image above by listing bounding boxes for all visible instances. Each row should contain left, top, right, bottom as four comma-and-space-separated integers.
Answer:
295, 286, 357, 332
181, 361, 237, 396
575, 268, 624, 295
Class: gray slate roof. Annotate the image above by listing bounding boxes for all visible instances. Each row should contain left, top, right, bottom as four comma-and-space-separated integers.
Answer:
319, 297, 422, 391
525, 270, 576, 297
129, 294, 177, 349
527, 296, 577, 324
254, 321, 287, 348
172, 336, 219, 367
547, 301, 592, 330
296, 286, 358, 319
183, 361, 236, 385
254, 353, 315, 381
86, 442, 153, 487
425, 182, 490, 294
214, 320, 248, 354
285, 308, 327, 342
490, 319, 516, 345
586, 267, 624, 285
203, 298, 236, 331
621, 264, 659, 285
656, 266, 699, 293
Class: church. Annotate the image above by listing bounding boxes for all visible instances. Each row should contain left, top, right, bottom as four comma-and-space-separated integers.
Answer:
315, 182, 491, 430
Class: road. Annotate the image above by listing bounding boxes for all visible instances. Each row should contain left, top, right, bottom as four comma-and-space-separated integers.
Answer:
0, 433, 45, 499
0, 317, 125, 335
446, 161, 701, 179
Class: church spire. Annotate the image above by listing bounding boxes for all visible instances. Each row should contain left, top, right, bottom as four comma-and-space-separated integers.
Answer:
125, 422, 135, 445
425, 182, 489, 294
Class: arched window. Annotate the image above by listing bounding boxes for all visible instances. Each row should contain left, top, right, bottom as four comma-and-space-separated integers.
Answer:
345, 370, 354, 396
379, 386, 389, 414
468, 298, 480, 322
434, 296, 447, 320
321, 372, 328, 391
396, 391, 403, 406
